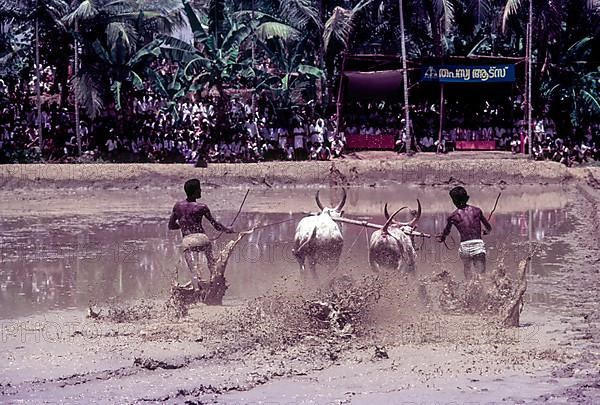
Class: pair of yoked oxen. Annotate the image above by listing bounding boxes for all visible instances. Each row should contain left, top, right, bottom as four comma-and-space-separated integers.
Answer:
293, 188, 421, 280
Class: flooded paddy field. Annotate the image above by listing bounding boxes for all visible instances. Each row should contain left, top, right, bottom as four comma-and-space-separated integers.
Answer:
0, 186, 570, 319
0, 161, 599, 404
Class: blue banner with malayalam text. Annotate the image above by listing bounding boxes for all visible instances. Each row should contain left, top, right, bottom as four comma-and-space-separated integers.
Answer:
421, 64, 516, 83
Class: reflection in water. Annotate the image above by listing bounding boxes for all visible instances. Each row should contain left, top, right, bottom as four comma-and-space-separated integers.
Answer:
0, 196, 568, 320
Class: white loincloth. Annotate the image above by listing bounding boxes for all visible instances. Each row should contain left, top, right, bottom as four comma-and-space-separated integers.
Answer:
458, 239, 486, 258
181, 233, 211, 252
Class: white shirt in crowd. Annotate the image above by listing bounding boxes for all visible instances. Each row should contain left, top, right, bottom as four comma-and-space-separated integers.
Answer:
293, 126, 305, 149
420, 136, 434, 148
106, 139, 117, 152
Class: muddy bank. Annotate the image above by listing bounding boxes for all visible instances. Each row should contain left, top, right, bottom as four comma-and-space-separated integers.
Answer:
1, 152, 596, 191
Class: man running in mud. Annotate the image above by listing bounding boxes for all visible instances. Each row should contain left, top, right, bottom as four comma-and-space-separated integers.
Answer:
169, 179, 234, 289
436, 186, 492, 280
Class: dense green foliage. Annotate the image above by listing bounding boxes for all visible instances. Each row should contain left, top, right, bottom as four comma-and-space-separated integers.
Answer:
1, 0, 598, 131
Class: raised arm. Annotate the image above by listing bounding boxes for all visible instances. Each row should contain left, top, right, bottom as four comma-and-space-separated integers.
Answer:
437, 216, 454, 243
480, 208, 492, 235
168, 206, 180, 230
204, 208, 233, 233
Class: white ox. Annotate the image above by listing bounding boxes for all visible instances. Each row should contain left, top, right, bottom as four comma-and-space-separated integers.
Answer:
293, 188, 347, 280
368, 200, 422, 273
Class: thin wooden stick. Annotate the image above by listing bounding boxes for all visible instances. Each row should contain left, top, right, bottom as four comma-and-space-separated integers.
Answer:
210, 189, 250, 241
488, 192, 502, 222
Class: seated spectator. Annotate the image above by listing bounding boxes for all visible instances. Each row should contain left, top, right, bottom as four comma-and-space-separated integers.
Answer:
331, 134, 345, 158
419, 135, 435, 152
510, 136, 520, 154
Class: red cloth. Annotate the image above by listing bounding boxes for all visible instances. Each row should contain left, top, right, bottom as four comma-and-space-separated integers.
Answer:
346, 135, 396, 150
455, 140, 496, 150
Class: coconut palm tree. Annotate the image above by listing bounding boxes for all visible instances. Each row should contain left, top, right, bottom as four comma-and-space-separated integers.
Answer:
63, 0, 186, 119
502, 0, 599, 135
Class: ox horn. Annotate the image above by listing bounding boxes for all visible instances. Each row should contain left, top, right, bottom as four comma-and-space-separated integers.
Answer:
335, 188, 347, 212
315, 190, 324, 211
384, 203, 391, 220
382, 207, 407, 233
399, 199, 422, 227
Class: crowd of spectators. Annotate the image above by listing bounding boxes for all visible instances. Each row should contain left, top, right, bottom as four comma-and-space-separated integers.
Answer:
0, 71, 346, 164
531, 121, 600, 166
341, 100, 531, 153
1, 67, 599, 165
340, 98, 600, 164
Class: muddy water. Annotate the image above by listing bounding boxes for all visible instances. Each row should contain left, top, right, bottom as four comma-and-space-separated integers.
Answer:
0, 186, 570, 320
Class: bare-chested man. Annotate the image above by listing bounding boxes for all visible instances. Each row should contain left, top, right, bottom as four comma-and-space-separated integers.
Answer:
436, 186, 492, 280
169, 179, 234, 289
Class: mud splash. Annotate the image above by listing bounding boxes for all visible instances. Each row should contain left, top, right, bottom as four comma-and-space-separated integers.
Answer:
87, 249, 532, 357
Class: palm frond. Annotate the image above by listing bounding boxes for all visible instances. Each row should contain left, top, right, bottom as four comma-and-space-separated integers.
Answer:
106, 22, 136, 53
63, 0, 97, 25
279, 0, 321, 30
502, 0, 523, 32
432, 0, 455, 33
582, 89, 600, 113
40, 0, 69, 21
323, 7, 353, 53
567, 36, 593, 56
255, 21, 300, 42
323, 1, 372, 54
143, 0, 188, 35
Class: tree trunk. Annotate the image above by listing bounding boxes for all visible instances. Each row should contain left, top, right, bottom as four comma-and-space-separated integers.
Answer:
35, 15, 43, 152
251, 0, 256, 115
318, 0, 327, 107
74, 21, 82, 156
398, 0, 412, 154
527, 0, 533, 158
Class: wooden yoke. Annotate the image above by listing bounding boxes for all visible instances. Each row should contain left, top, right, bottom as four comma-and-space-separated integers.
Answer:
302, 212, 431, 238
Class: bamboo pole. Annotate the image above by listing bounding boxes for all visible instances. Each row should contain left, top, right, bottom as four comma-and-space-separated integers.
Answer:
334, 216, 431, 238
251, 0, 256, 115
398, 0, 412, 153
527, 0, 533, 158
301, 212, 431, 238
